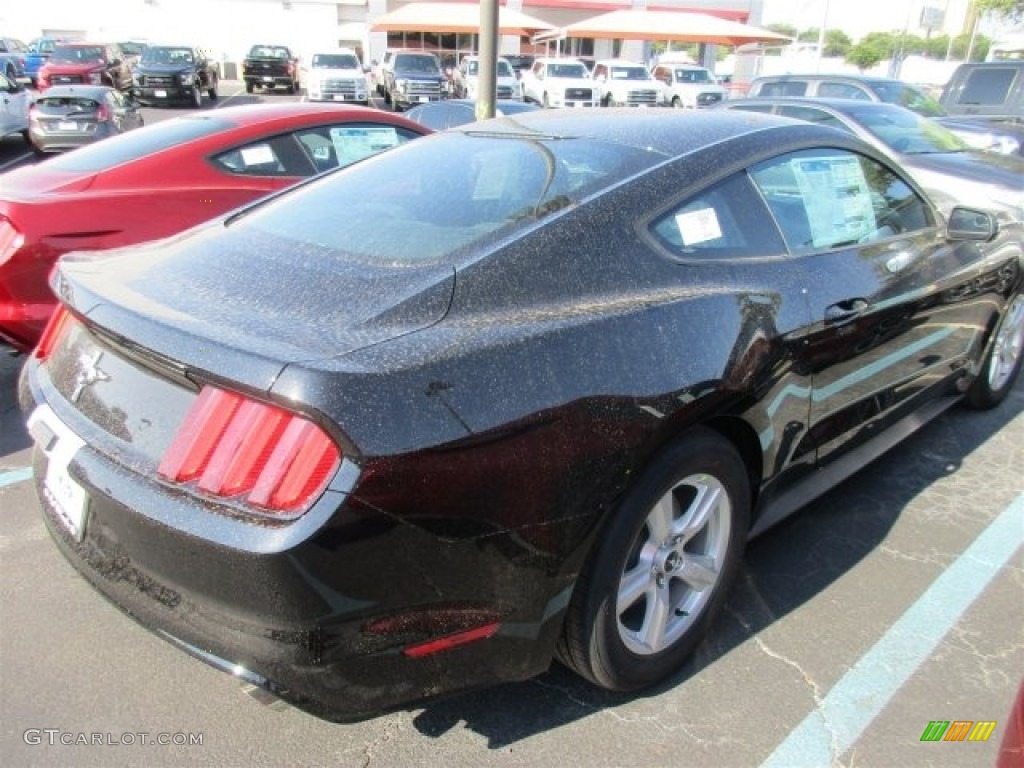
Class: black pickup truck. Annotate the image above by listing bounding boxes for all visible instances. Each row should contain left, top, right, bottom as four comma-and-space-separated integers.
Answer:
242, 44, 300, 94
132, 45, 219, 108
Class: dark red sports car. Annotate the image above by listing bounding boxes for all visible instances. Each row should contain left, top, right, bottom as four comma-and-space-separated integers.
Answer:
0, 102, 430, 351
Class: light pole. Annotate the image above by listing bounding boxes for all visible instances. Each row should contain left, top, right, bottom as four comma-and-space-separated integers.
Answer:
815, 0, 830, 72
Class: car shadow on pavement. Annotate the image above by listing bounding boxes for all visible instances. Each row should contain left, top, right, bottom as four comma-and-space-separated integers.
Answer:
408, 385, 1023, 748
0, 349, 31, 455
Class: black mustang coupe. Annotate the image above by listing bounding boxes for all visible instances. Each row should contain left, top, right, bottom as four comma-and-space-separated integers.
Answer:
20, 110, 1023, 721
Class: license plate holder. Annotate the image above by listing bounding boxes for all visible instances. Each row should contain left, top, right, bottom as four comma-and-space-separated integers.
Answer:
154, 89, 167, 98
28, 406, 89, 541
57, 120, 77, 131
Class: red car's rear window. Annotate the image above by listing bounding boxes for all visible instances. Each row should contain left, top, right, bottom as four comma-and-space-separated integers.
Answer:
35, 116, 236, 173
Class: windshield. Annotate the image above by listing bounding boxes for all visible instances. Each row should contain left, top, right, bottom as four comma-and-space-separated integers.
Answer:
29, 39, 59, 54
847, 105, 970, 154
548, 63, 588, 78
248, 46, 290, 59
313, 54, 360, 69
467, 60, 515, 77
396, 55, 439, 74
235, 131, 663, 263
610, 66, 651, 81
675, 68, 713, 83
871, 82, 946, 117
50, 45, 105, 63
141, 47, 193, 66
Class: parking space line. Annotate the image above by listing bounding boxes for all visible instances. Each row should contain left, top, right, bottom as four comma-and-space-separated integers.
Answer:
759, 494, 1024, 768
0, 467, 33, 488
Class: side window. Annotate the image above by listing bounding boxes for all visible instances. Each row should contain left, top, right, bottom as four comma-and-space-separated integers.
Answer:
750, 148, 932, 254
777, 105, 853, 133
728, 104, 776, 114
758, 81, 806, 97
212, 135, 299, 177
294, 123, 421, 173
650, 172, 787, 260
818, 82, 870, 100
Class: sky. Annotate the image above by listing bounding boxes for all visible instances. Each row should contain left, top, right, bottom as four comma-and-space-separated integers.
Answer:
759, 0, 988, 41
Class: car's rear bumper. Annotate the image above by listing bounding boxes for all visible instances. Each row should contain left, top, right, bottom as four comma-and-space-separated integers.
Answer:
19, 359, 571, 721
133, 85, 193, 103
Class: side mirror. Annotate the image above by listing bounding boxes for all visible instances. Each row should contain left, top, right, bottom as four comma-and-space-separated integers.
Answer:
947, 206, 999, 241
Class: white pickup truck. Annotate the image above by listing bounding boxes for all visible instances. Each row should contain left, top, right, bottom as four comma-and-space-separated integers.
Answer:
520, 57, 598, 109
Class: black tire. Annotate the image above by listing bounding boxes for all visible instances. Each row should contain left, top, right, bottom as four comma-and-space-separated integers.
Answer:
191, 84, 202, 108
383, 88, 391, 106
965, 294, 1024, 410
671, 96, 682, 109
286, 79, 296, 95
557, 428, 749, 691
245, 80, 254, 94
208, 76, 218, 100
20, 129, 31, 146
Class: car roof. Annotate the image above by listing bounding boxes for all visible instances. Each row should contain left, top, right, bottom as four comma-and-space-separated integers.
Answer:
453, 108, 847, 157
752, 73, 902, 85
37, 85, 115, 98
730, 97, 913, 115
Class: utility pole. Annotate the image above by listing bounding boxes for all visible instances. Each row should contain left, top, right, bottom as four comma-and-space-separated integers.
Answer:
477, 0, 498, 121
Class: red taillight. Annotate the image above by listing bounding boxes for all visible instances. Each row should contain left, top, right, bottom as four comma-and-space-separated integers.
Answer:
158, 385, 341, 514
33, 305, 73, 360
0, 215, 25, 267
28, 103, 38, 123
95, 104, 111, 122
402, 623, 501, 658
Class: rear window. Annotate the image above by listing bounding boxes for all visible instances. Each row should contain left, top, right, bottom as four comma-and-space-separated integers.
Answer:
235, 131, 663, 263
37, 97, 100, 110
38, 116, 234, 172
953, 67, 1018, 105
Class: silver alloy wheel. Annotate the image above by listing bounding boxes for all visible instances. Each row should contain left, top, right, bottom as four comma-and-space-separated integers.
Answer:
616, 473, 730, 655
988, 295, 1024, 391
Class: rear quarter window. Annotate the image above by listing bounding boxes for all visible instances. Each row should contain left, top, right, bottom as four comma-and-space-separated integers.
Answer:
36, 117, 235, 172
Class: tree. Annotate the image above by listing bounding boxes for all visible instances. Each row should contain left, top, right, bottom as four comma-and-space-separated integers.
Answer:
846, 33, 894, 70
765, 23, 797, 39
975, 0, 1024, 22
824, 29, 852, 57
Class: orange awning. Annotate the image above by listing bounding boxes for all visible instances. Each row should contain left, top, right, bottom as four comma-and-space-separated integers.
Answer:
557, 9, 791, 46
371, 3, 556, 37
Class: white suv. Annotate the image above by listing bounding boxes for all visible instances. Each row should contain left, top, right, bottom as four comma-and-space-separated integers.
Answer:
592, 59, 666, 107
521, 57, 598, 109
651, 63, 727, 109
305, 48, 368, 104
456, 55, 522, 101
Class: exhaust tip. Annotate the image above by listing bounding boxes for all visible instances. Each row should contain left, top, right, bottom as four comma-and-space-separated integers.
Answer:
157, 630, 290, 710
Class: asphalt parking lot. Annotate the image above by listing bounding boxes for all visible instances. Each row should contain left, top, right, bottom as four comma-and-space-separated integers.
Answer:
1, 83, 1022, 768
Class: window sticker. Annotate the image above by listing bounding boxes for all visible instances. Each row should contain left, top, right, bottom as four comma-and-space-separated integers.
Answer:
330, 126, 401, 167
791, 155, 876, 247
240, 144, 276, 166
676, 207, 723, 246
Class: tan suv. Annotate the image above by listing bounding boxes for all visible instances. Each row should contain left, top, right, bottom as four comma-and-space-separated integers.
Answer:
746, 74, 944, 116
